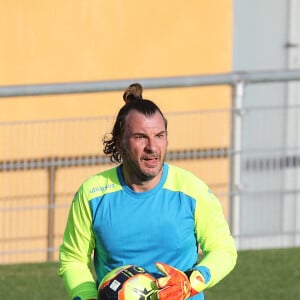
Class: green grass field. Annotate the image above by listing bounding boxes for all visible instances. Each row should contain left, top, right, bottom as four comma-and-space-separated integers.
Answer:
0, 247, 299, 299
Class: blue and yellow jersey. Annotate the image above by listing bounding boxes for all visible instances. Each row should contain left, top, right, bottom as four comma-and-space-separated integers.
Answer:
59, 163, 237, 299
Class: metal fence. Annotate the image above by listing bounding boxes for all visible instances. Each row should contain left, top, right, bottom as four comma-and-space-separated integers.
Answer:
1, 70, 300, 263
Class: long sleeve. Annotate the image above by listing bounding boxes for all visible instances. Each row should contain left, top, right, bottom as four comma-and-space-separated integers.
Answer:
194, 184, 237, 288
59, 186, 98, 300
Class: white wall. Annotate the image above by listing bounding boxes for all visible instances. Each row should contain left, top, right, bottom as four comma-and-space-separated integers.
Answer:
232, 0, 300, 249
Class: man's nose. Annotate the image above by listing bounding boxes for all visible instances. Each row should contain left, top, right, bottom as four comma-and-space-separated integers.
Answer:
145, 138, 157, 152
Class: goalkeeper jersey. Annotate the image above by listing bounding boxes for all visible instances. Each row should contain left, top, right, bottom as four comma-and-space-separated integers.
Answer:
59, 163, 237, 300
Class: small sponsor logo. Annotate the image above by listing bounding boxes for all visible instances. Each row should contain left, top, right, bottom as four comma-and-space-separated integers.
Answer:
90, 183, 115, 193
109, 279, 121, 291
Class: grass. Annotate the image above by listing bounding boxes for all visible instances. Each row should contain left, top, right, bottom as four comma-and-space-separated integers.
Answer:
0, 261, 68, 299
205, 247, 300, 300
0, 247, 299, 299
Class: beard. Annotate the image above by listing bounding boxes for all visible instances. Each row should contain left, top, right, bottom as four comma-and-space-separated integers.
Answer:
121, 149, 166, 182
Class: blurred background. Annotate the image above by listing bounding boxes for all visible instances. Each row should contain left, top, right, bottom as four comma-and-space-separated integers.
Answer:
0, 0, 300, 264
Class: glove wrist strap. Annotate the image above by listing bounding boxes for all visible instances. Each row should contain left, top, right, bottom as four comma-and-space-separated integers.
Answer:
184, 269, 206, 296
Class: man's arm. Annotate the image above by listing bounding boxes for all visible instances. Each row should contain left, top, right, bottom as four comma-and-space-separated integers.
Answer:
59, 187, 98, 300
194, 184, 238, 288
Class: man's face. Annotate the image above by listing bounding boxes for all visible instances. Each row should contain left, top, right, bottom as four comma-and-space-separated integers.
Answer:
119, 109, 168, 182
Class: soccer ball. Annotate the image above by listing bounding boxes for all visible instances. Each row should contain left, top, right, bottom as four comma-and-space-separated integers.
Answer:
98, 265, 158, 300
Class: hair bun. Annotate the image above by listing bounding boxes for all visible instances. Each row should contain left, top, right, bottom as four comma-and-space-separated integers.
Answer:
123, 83, 143, 104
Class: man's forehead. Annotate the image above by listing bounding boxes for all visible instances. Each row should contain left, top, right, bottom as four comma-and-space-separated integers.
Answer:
126, 110, 165, 124
124, 110, 166, 132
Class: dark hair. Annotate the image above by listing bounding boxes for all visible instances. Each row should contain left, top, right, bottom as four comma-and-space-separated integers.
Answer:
103, 83, 168, 163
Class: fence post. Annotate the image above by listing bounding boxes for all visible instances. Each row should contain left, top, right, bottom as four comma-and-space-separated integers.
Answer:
229, 80, 245, 248
47, 164, 56, 261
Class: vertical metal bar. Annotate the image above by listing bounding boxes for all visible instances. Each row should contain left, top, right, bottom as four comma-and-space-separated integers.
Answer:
286, 0, 300, 247
229, 81, 245, 249
47, 165, 56, 261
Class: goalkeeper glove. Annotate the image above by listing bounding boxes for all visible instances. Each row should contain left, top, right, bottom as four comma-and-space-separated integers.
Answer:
155, 262, 207, 300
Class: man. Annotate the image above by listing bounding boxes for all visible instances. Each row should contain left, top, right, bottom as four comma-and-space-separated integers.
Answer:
59, 83, 237, 300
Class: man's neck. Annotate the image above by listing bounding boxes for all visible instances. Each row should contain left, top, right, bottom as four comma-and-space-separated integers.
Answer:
121, 167, 163, 192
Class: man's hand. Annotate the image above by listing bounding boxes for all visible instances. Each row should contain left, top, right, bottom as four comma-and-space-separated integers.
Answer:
155, 262, 190, 300
155, 262, 206, 300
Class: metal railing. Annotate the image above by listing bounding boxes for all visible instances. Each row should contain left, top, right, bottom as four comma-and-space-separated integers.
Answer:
1, 70, 300, 97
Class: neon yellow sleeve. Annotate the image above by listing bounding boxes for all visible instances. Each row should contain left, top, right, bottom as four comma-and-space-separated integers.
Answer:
195, 183, 237, 288
59, 185, 98, 300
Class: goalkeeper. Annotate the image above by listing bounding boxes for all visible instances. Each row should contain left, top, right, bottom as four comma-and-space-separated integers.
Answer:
59, 83, 237, 300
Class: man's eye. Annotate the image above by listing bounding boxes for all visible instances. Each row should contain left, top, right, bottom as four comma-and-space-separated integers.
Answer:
135, 135, 144, 140
157, 133, 166, 139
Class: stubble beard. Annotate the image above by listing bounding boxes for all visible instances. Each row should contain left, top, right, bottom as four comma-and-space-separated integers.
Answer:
122, 150, 165, 182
